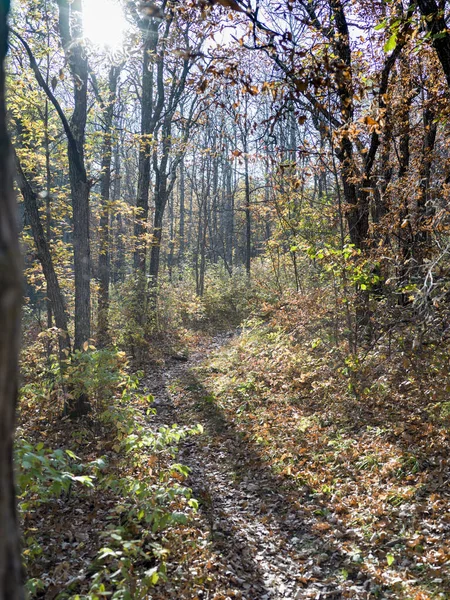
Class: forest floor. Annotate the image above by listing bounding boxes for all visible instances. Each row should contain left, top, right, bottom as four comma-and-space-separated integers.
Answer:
145, 330, 357, 600
19, 316, 450, 599
144, 330, 370, 599
140, 326, 449, 600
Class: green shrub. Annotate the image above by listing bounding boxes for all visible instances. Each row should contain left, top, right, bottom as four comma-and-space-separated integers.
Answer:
63, 347, 140, 413
15, 439, 104, 588
15, 439, 102, 505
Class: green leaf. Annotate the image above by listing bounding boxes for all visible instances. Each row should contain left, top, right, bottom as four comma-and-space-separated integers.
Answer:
71, 475, 94, 487
144, 566, 160, 585
65, 449, 79, 460
171, 463, 190, 477
171, 511, 188, 524
384, 33, 397, 52
188, 498, 199, 510
374, 20, 386, 31
387, 553, 395, 566
98, 547, 118, 560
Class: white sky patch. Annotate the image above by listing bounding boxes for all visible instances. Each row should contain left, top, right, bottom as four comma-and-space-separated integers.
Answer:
83, 0, 126, 49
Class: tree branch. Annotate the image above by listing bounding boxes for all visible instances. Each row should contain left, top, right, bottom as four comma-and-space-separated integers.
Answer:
10, 28, 85, 177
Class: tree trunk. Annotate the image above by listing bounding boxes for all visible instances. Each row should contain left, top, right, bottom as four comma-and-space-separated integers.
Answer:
14, 1, 92, 355
414, 104, 437, 266
199, 191, 208, 297
149, 180, 169, 295
111, 144, 125, 284
97, 66, 120, 348
57, 0, 91, 351
0, 1, 25, 595
397, 61, 413, 303
226, 159, 234, 271
44, 97, 53, 345
244, 151, 251, 278
14, 151, 71, 354
71, 177, 91, 350
167, 192, 175, 280
416, 0, 450, 88
133, 32, 153, 275
178, 157, 185, 265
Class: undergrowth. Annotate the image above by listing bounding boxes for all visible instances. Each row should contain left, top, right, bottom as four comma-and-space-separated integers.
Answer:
196, 290, 450, 599
17, 346, 203, 599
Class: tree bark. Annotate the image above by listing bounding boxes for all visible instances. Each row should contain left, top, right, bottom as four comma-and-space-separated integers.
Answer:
57, 0, 91, 351
167, 192, 175, 280
178, 157, 185, 265
244, 149, 251, 278
133, 28, 154, 274
149, 176, 169, 293
97, 66, 120, 348
414, 104, 437, 265
0, 1, 25, 595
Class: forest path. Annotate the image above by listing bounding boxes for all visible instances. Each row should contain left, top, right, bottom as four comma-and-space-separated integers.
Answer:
142, 332, 375, 600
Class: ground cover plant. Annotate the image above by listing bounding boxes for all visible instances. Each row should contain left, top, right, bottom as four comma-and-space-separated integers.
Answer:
194, 295, 450, 598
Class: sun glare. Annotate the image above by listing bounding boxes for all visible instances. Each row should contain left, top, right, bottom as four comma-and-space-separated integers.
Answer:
83, 0, 126, 49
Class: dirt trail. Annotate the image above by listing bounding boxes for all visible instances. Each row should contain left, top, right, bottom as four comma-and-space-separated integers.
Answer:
142, 333, 376, 600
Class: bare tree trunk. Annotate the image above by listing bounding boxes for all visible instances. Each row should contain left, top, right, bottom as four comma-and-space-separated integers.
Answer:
199, 191, 208, 297
148, 172, 169, 299
414, 103, 437, 266
0, 1, 25, 595
226, 159, 234, 271
244, 149, 251, 278
194, 196, 202, 295
56, 0, 93, 415
97, 66, 120, 347
187, 159, 194, 251
44, 98, 52, 341
111, 144, 125, 284
397, 61, 413, 304
56, 0, 91, 351
178, 157, 185, 265
211, 153, 219, 264
133, 30, 154, 275
167, 192, 175, 280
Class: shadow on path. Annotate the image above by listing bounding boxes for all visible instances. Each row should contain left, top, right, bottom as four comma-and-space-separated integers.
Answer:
156, 349, 391, 600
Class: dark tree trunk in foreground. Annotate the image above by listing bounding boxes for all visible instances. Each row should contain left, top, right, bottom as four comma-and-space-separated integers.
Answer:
0, 1, 25, 596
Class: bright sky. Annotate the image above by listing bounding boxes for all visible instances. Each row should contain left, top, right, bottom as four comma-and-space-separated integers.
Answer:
83, 0, 127, 49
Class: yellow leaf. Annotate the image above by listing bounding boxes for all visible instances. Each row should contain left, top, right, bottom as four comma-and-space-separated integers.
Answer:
363, 116, 377, 126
